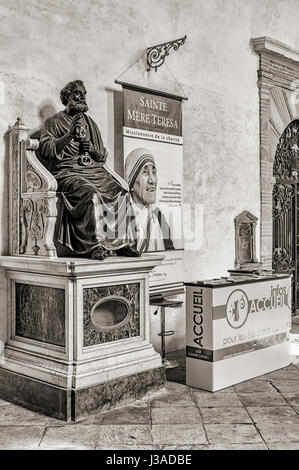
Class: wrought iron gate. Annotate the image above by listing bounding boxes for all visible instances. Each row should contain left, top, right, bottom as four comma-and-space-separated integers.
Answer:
272, 120, 299, 313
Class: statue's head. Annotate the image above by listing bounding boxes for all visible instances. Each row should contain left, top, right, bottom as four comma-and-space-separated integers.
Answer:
125, 148, 157, 206
60, 80, 89, 115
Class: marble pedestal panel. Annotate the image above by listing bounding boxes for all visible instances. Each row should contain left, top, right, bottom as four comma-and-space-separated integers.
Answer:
0, 255, 165, 421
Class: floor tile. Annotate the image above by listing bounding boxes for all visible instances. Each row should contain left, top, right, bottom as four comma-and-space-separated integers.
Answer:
140, 388, 169, 402
191, 385, 236, 393
39, 424, 99, 449
150, 392, 194, 408
269, 379, 299, 392
46, 417, 71, 427
1, 347, 299, 450
281, 393, 299, 406
72, 413, 102, 425
99, 404, 150, 425
39, 445, 96, 450
200, 407, 252, 424
266, 367, 299, 381
246, 406, 299, 425
0, 425, 45, 449
97, 424, 151, 446
267, 442, 299, 450
154, 444, 209, 450
237, 391, 287, 407
209, 443, 268, 450
151, 406, 201, 424
151, 424, 207, 445
164, 381, 192, 394
234, 380, 274, 393
205, 424, 263, 445
0, 403, 49, 425
96, 444, 153, 450
256, 423, 299, 443
193, 391, 243, 407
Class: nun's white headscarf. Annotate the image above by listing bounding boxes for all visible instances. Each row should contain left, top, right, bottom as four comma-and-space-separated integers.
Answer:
125, 148, 156, 189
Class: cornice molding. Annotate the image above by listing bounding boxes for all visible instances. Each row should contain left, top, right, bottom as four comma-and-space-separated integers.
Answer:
252, 37, 299, 64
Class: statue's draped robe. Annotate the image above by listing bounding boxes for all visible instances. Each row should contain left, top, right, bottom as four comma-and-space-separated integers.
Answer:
38, 111, 133, 254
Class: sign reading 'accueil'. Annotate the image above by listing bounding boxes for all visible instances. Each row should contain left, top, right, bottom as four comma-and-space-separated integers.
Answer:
185, 277, 292, 391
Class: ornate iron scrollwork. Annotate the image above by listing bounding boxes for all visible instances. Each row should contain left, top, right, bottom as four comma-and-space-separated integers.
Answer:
147, 36, 187, 72
273, 183, 295, 219
272, 183, 295, 272
273, 120, 299, 312
273, 247, 294, 272
273, 120, 299, 180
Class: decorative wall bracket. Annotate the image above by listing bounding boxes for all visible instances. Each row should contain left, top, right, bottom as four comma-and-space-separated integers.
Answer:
147, 35, 187, 72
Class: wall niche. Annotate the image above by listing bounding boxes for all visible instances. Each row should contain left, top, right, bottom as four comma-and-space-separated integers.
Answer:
234, 210, 261, 271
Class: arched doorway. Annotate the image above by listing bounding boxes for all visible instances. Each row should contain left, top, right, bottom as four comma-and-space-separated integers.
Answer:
273, 120, 299, 313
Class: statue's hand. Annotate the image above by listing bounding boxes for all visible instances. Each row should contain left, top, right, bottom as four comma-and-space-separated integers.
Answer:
69, 113, 83, 138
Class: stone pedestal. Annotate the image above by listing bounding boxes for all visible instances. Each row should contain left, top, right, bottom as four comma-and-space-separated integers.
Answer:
0, 254, 165, 421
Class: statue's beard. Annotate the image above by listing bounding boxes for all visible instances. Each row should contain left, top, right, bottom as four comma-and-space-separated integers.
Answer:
66, 99, 89, 115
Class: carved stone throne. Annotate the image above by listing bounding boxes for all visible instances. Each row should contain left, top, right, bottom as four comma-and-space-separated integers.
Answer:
9, 117, 58, 258
0, 118, 165, 421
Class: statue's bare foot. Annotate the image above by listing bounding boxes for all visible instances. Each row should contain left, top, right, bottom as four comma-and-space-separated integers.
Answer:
90, 246, 109, 260
116, 245, 141, 257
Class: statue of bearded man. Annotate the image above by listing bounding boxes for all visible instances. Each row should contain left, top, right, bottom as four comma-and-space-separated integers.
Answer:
38, 80, 139, 259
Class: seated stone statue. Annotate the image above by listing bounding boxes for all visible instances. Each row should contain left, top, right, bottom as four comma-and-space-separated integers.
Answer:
37, 80, 139, 260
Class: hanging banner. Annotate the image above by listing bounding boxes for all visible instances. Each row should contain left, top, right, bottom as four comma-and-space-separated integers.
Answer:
122, 87, 184, 293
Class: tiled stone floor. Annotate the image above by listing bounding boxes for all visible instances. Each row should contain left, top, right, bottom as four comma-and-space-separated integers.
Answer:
0, 346, 299, 450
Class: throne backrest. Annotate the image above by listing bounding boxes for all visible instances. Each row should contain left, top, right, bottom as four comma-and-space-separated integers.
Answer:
8, 118, 58, 257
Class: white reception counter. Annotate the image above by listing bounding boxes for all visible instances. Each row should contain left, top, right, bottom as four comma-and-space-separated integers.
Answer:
185, 273, 292, 391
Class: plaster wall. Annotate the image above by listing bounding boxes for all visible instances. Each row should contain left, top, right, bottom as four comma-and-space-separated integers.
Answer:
1, 0, 299, 351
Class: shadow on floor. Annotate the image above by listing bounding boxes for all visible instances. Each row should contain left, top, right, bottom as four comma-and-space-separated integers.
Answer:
165, 349, 186, 385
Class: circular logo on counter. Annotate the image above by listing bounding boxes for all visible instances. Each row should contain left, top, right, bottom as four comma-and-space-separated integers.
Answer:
226, 289, 249, 329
